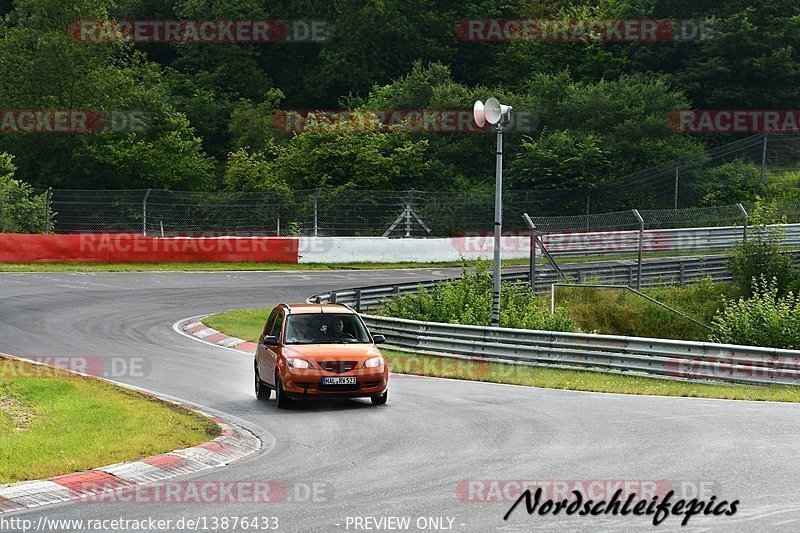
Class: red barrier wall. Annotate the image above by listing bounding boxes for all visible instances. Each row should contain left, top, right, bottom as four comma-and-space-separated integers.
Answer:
0, 234, 299, 264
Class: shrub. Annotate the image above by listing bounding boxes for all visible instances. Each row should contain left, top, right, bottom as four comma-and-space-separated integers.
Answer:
728, 200, 796, 296
0, 153, 52, 233
710, 277, 800, 349
379, 262, 574, 331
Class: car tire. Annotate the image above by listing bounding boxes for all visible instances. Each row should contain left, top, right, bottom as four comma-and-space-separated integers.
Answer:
255, 367, 271, 400
275, 372, 292, 409
371, 390, 388, 405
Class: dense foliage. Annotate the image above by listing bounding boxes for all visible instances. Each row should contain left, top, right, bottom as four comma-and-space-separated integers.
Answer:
379, 262, 575, 331
0, 153, 50, 232
0, 0, 796, 205
711, 278, 800, 349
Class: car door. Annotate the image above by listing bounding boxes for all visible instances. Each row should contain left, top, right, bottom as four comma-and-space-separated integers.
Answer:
262, 309, 284, 386
256, 309, 278, 384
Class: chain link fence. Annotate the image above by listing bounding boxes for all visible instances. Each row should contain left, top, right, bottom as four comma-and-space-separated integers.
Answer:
14, 132, 800, 236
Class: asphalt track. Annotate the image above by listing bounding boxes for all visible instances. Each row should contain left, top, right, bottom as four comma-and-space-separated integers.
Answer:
2, 270, 800, 532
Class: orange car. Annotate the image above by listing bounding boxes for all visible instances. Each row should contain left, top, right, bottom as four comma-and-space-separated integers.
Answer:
254, 303, 388, 408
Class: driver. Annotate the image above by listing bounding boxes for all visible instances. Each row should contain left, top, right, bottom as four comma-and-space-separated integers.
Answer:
329, 317, 354, 339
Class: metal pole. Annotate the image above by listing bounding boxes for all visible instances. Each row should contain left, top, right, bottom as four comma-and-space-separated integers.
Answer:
277, 216, 280, 237
492, 127, 504, 327
142, 189, 151, 237
44, 187, 52, 234
674, 165, 679, 210
737, 203, 748, 244
550, 283, 555, 315
760, 133, 768, 183
529, 225, 537, 293
632, 209, 644, 290
313, 189, 319, 237
404, 190, 413, 238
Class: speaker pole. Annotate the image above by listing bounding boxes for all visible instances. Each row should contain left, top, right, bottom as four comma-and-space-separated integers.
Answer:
491, 125, 503, 327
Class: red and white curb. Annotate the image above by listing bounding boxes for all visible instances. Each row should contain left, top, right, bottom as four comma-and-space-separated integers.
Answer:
178, 316, 257, 354
0, 353, 260, 514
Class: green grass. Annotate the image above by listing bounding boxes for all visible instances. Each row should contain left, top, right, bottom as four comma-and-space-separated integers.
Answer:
0, 250, 737, 273
0, 357, 218, 483
543, 280, 741, 341
205, 308, 271, 342
204, 309, 800, 403
0, 260, 519, 272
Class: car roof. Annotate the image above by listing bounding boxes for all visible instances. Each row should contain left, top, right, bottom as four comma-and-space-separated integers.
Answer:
277, 303, 357, 315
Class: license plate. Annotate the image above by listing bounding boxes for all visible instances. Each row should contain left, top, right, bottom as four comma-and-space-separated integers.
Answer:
322, 377, 357, 385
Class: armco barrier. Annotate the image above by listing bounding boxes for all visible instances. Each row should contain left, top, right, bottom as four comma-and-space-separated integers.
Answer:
360, 314, 800, 386
309, 253, 800, 386
0, 234, 299, 263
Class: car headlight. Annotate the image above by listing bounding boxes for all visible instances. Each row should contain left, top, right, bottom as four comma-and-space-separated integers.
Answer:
286, 358, 313, 369
363, 356, 384, 369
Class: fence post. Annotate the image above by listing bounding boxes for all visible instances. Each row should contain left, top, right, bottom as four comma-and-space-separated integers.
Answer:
632, 209, 644, 289
737, 203, 749, 244
142, 189, 151, 237
277, 216, 280, 237
44, 187, 52, 234
313, 189, 319, 237
674, 164, 679, 210
760, 132, 769, 183
550, 284, 555, 315
404, 190, 414, 238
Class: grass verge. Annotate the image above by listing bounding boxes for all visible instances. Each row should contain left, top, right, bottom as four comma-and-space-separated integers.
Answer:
204, 310, 800, 403
0, 250, 731, 273
0, 356, 218, 484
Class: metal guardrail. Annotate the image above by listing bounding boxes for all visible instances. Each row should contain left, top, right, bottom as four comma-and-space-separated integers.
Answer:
310, 252, 800, 310
308, 250, 800, 386
360, 314, 800, 387
540, 223, 800, 257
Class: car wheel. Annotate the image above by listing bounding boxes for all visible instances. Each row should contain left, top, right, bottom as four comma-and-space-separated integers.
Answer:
255, 367, 271, 400
371, 390, 388, 405
275, 372, 292, 409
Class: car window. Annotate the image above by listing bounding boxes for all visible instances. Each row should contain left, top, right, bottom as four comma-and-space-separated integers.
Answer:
262, 310, 278, 340
285, 313, 371, 344
268, 311, 284, 339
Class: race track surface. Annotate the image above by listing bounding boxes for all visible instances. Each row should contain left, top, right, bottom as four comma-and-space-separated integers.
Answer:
1, 271, 799, 532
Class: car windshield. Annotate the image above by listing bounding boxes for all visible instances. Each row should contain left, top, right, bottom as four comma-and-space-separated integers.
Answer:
284, 313, 372, 344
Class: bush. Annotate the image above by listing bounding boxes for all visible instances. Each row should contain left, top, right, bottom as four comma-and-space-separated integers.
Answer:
728, 200, 796, 296
0, 153, 52, 233
379, 262, 574, 331
710, 277, 800, 349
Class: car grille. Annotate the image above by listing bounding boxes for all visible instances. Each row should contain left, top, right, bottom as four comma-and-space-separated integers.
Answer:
319, 361, 358, 374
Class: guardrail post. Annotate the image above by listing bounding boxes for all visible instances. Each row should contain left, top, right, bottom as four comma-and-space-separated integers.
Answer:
142, 189, 151, 237
550, 284, 555, 315
44, 187, 52, 234
330, 291, 337, 304
632, 209, 644, 289
737, 203, 749, 244
354, 289, 362, 312
679, 263, 685, 286
393, 284, 399, 295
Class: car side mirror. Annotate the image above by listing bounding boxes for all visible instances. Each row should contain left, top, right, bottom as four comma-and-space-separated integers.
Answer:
262, 335, 279, 346
372, 334, 386, 344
